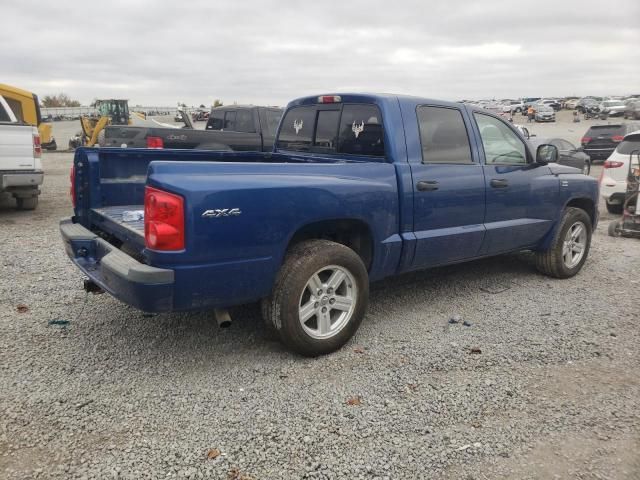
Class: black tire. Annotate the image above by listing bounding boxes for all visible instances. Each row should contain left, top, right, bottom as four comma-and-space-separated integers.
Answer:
605, 201, 623, 215
262, 239, 369, 356
535, 207, 592, 278
16, 196, 38, 210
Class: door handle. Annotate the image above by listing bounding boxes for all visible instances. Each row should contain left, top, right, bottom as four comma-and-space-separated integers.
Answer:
490, 178, 508, 188
417, 180, 439, 191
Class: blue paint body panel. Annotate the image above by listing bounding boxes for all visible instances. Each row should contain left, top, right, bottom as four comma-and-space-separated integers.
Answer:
63, 94, 599, 312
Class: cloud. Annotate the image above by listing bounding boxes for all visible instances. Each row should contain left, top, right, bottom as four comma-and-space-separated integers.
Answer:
1, 0, 639, 106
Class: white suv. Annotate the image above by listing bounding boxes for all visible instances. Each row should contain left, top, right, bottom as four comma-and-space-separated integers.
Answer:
599, 130, 640, 214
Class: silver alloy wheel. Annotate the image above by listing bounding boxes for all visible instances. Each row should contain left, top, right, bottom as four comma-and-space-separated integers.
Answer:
582, 163, 590, 175
562, 221, 587, 268
298, 265, 357, 340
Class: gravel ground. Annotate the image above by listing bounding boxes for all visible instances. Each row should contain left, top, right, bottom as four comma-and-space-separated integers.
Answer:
1, 136, 639, 479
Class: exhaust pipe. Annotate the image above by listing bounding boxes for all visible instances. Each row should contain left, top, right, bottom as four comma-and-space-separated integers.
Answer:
214, 308, 232, 328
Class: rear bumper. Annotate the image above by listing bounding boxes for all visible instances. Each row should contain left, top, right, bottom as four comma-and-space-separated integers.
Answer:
1, 170, 44, 190
60, 218, 175, 312
584, 148, 614, 160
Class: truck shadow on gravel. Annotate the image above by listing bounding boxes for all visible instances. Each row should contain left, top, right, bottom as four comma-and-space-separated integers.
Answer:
70, 251, 541, 361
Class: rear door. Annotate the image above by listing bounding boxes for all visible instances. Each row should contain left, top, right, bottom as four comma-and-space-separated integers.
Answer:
0, 96, 35, 171
472, 111, 557, 255
404, 104, 486, 268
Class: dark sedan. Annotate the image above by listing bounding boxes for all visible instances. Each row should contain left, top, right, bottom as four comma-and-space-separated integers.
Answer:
530, 137, 591, 175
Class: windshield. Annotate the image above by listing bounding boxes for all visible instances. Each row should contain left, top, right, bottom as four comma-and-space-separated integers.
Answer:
604, 101, 624, 107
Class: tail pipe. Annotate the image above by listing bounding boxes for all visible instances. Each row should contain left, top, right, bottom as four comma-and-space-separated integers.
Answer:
214, 308, 232, 328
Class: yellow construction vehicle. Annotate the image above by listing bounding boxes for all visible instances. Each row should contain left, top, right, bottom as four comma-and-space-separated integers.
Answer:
0, 83, 57, 150
78, 99, 131, 147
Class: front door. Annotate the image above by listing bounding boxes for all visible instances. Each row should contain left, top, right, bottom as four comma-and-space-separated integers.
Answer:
405, 104, 486, 269
471, 111, 558, 255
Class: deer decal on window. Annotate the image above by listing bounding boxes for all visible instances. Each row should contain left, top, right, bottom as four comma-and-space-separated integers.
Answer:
352, 120, 365, 139
293, 119, 303, 134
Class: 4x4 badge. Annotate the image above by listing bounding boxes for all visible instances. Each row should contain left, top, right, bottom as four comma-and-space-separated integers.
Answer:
202, 208, 242, 218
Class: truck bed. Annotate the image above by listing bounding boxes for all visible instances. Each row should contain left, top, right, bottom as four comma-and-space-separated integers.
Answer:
91, 205, 145, 247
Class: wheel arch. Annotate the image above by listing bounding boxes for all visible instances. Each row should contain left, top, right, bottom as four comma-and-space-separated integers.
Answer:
565, 196, 596, 226
285, 218, 374, 271
535, 197, 596, 252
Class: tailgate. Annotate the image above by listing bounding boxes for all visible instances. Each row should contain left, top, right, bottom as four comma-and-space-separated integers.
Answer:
0, 125, 36, 170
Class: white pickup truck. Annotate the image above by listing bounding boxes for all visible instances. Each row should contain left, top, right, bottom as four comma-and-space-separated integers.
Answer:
0, 95, 43, 209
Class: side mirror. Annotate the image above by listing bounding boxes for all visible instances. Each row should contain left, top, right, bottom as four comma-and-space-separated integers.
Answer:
536, 144, 558, 164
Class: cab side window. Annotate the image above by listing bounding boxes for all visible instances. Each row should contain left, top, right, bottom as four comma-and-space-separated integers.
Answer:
0, 101, 11, 122
234, 110, 255, 133
417, 106, 473, 164
206, 110, 224, 130
474, 113, 527, 165
224, 111, 237, 130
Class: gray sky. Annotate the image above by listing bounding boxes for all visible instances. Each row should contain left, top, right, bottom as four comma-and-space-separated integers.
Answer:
3, 0, 639, 107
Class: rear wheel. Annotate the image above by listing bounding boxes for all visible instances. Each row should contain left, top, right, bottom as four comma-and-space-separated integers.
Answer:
605, 201, 623, 215
535, 207, 592, 278
582, 162, 591, 175
262, 240, 369, 356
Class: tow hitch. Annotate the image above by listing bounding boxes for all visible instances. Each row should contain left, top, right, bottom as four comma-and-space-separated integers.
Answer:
83, 278, 104, 294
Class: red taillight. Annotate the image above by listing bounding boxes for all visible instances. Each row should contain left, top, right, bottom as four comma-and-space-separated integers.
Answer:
317, 95, 342, 104
611, 135, 624, 142
580, 136, 591, 144
146, 136, 164, 148
604, 160, 624, 168
144, 186, 184, 251
33, 134, 42, 158
70, 165, 76, 207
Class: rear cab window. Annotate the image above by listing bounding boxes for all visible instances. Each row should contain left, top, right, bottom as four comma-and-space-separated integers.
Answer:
276, 103, 385, 158
616, 133, 640, 155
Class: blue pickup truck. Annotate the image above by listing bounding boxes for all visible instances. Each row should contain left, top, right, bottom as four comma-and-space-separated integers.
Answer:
61, 93, 599, 356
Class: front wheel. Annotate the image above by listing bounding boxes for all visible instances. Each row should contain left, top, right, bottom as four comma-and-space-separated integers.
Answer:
582, 162, 591, 176
262, 240, 369, 356
535, 207, 592, 278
